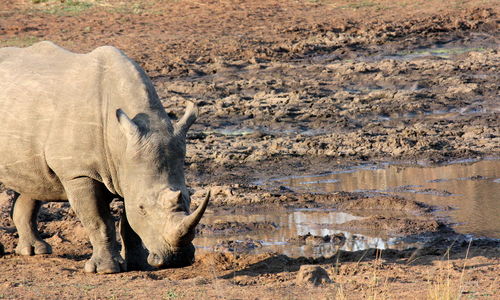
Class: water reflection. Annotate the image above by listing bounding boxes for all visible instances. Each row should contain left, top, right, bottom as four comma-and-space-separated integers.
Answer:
270, 159, 500, 238
194, 209, 414, 258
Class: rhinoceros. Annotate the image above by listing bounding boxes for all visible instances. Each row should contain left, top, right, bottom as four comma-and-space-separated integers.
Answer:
0, 41, 209, 273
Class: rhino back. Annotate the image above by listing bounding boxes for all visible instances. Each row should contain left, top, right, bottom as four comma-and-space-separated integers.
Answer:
0, 41, 161, 200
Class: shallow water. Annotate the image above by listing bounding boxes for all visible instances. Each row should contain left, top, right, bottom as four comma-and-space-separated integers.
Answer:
270, 159, 500, 239
381, 46, 487, 60
204, 126, 328, 137
358, 45, 492, 62
194, 208, 418, 257
195, 160, 499, 257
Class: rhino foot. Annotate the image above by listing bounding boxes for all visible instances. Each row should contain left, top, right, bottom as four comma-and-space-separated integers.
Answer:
15, 240, 52, 256
84, 255, 127, 274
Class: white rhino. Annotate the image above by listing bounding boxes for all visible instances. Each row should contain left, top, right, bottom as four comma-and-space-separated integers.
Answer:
0, 41, 209, 273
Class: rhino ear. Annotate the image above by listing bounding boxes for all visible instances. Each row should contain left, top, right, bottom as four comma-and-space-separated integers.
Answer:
116, 109, 140, 141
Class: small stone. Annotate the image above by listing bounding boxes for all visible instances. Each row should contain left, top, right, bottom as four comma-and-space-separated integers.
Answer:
193, 276, 210, 285
296, 265, 332, 286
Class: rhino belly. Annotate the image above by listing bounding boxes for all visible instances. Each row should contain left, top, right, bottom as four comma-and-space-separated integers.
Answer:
0, 101, 66, 200
0, 146, 66, 200
0, 42, 109, 200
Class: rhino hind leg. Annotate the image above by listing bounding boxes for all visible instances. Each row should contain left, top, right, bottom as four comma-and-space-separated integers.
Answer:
63, 178, 126, 274
12, 195, 52, 256
119, 209, 152, 271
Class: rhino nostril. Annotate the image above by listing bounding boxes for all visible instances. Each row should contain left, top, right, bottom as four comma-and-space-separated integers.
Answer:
147, 253, 165, 267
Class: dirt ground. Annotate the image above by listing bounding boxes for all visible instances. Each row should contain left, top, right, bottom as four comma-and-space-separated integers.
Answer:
0, 0, 499, 299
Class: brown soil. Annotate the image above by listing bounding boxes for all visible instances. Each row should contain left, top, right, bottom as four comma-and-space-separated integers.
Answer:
1, 0, 499, 299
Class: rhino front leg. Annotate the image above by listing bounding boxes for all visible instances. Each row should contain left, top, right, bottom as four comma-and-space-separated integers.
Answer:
119, 208, 151, 271
63, 178, 125, 274
12, 194, 52, 256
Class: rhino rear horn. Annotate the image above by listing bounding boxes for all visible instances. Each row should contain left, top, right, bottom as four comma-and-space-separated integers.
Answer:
174, 101, 198, 137
177, 190, 210, 237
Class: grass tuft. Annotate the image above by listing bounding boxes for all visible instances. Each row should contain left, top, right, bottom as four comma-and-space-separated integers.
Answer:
29, 0, 95, 15
0, 36, 39, 48
427, 239, 472, 300
341, 1, 377, 9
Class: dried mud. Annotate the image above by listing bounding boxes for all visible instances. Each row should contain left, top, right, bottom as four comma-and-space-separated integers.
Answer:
1, 0, 499, 299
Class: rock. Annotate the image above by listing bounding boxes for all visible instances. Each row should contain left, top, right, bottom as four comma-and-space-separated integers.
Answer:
295, 265, 332, 286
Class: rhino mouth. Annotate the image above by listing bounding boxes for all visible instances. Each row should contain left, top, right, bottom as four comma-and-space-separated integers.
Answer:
144, 191, 210, 269
147, 244, 195, 268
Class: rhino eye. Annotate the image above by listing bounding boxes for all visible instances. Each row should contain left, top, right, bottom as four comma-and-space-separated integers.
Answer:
138, 204, 146, 215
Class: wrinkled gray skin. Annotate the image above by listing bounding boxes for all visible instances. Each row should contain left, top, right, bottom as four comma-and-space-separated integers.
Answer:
0, 41, 210, 273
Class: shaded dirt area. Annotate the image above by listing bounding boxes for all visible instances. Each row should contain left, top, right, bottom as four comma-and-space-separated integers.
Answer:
1, 0, 499, 299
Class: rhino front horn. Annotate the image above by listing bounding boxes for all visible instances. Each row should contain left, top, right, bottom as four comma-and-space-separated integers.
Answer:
178, 190, 210, 237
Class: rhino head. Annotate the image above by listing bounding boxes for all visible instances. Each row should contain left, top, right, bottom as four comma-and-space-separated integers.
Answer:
115, 102, 208, 269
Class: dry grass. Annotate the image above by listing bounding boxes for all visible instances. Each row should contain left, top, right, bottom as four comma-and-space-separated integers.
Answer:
0, 36, 39, 48
331, 242, 476, 300
428, 265, 460, 300
427, 240, 472, 300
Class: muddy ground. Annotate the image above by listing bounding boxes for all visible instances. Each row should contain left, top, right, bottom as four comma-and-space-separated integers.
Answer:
0, 0, 499, 299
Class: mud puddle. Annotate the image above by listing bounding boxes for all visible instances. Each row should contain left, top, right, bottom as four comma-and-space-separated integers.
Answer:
305, 33, 498, 65
203, 126, 327, 137
194, 208, 419, 258
365, 46, 489, 61
265, 159, 500, 239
